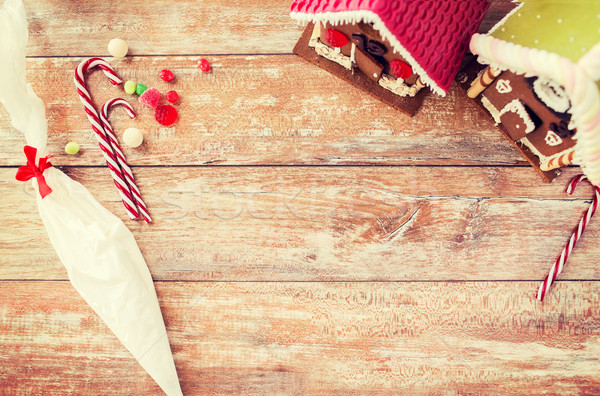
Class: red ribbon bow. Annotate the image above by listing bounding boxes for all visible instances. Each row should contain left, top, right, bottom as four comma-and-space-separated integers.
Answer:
15, 145, 54, 199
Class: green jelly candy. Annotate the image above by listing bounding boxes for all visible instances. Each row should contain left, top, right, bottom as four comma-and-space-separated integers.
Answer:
65, 141, 80, 155
135, 83, 148, 95
124, 80, 137, 95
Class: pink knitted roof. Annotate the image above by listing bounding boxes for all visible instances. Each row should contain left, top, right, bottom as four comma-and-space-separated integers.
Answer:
290, 0, 490, 96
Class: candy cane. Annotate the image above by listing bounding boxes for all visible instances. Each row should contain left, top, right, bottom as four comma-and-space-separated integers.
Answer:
537, 175, 600, 300
74, 58, 139, 220
100, 98, 152, 223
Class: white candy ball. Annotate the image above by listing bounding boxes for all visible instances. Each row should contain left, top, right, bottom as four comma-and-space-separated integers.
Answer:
123, 128, 144, 148
108, 38, 128, 58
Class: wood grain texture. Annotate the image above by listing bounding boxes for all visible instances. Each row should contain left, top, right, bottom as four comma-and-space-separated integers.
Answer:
0, 56, 523, 167
2, 1, 597, 394
3, 166, 599, 282
21, 0, 515, 57
23, 0, 303, 57
1, 281, 599, 395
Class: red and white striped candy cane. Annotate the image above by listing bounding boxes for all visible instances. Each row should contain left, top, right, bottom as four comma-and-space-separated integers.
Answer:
100, 98, 152, 223
74, 58, 140, 220
537, 175, 600, 301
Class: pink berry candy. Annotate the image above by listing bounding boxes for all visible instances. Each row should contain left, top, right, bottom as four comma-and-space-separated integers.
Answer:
165, 90, 179, 103
197, 58, 210, 72
155, 104, 178, 126
138, 87, 161, 109
159, 69, 175, 82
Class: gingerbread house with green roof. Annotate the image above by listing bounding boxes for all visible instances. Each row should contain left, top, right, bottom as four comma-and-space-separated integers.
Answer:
459, 0, 600, 183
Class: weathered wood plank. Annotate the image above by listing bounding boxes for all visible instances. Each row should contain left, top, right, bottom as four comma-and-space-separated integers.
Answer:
0, 55, 523, 166
2, 166, 598, 281
21, 0, 515, 57
1, 281, 598, 394
23, 0, 303, 57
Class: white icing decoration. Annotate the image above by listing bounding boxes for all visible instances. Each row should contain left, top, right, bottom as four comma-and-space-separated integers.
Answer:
519, 136, 549, 163
308, 24, 353, 70
378, 73, 415, 97
313, 40, 353, 70
481, 96, 501, 124
498, 99, 536, 134
495, 79, 512, 94
533, 77, 571, 113
545, 130, 563, 146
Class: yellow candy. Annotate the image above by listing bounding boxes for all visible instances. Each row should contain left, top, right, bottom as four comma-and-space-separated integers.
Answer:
65, 141, 80, 155
124, 80, 137, 95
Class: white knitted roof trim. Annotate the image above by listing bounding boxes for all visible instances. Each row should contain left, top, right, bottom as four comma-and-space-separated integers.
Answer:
290, 10, 446, 96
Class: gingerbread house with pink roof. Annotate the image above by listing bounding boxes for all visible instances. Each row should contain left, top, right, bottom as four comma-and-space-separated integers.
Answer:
291, 0, 490, 116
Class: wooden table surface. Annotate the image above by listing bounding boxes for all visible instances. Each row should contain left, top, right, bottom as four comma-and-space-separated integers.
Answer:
2, 1, 600, 394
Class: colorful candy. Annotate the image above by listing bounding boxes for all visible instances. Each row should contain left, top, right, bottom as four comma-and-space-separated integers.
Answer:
155, 104, 178, 126
197, 58, 211, 72
124, 80, 137, 95
159, 69, 175, 82
138, 87, 161, 109
165, 90, 178, 103
123, 127, 144, 148
135, 83, 148, 96
108, 38, 128, 58
325, 29, 348, 48
390, 59, 413, 80
65, 141, 80, 155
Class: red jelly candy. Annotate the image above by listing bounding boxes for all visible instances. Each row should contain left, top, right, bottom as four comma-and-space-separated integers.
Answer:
155, 104, 178, 126
197, 58, 211, 72
159, 69, 175, 82
138, 87, 161, 109
390, 59, 413, 79
325, 29, 348, 48
165, 90, 179, 103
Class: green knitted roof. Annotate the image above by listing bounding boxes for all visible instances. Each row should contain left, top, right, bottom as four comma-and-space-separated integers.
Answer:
492, 0, 600, 63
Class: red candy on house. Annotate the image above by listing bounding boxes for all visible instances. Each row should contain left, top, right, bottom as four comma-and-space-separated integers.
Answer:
165, 90, 179, 103
155, 104, 178, 126
390, 59, 413, 79
325, 29, 348, 48
159, 69, 175, 82
197, 58, 211, 72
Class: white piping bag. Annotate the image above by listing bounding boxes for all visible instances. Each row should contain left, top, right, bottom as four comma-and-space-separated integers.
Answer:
0, 0, 183, 394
